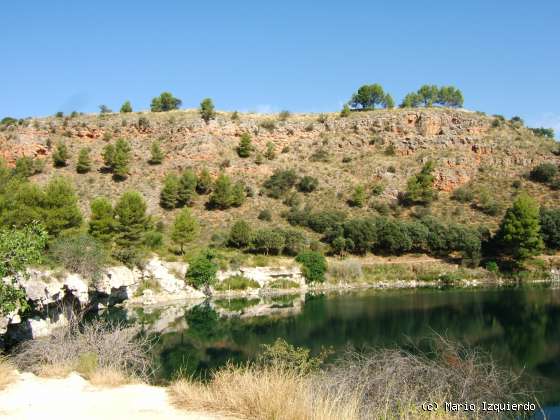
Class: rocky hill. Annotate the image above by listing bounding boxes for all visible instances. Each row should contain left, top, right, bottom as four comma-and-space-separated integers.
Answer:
0, 108, 557, 248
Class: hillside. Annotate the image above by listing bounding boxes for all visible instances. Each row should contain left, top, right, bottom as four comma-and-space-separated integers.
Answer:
0, 107, 558, 263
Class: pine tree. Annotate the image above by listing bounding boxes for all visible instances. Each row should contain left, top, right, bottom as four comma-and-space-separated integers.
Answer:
120, 101, 133, 113
52, 142, 69, 167
349, 185, 366, 208
196, 168, 212, 194
208, 173, 233, 209
231, 181, 246, 207
42, 177, 83, 236
102, 143, 115, 169
199, 98, 216, 123
237, 133, 252, 158
405, 161, 437, 204
171, 208, 199, 254
160, 174, 180, 209
149, 141, 164, 164
114, 191, 149, 250
228, 220, 253, 248
88, 196, 115, 243
264, 142, 276, 160
495, 193, 544, 262
177, 169, 197, 206
76, 148, 91, 174
112, 139, 131, 180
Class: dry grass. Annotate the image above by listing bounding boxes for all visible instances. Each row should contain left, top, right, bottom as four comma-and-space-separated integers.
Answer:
13, 317, 153, 383
0, 356, 17, 390
170, 364, 361, 420
169, 337, 536, 420
89, 367, 131, 388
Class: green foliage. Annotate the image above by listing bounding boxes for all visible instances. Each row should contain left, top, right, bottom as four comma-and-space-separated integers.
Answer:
113, 191, 150, 266
258, 209, 272, 221
186, 250, 218, 289
228, 220, 253, 248
417, 85, 441, 107
171, 208, 199, 254
438, 86, 464, 107
102, 143, 115, 168
42, 177, 83, 237
196, 168, 212, 194
1, 117, 18, 126
215, 275, 260, 291
451, 186, 474, 203
476, 190, 500, 216
401, 85, 463, 108
278, 110, 291, 121
530, 127, 555, 138
252, 228, 285, 255
349, 84, 388, 110
160, 174, 180, 209
529, 163, 558, 183
151, 92, 182, 112
282, 229, 308, 255
14, 157, 44, 178
0, 223, 48, 315
199, 98, 216, 123
112, 139, 131, 180
52, 142, 69, 167
495, 193, 544, 262
264, 142, 276, 160
349, 185, 366, 207
76, 148, 91, 174
340, 104, 351, 117
88, 197, 116, 243
50, 233, 107, 281
400, 92, 421, 108
120, 101, 132, 113
177, 169, 197, 206
208, 173, 235, 209
405, 161, 437, 205
297, 176, 318, 193
540, 207, 560, 250
237, 133, 252, 158
295, 251, 327, 283
383, 94, 395, 109
263, 169, 298, 198
149, 141, 165, 165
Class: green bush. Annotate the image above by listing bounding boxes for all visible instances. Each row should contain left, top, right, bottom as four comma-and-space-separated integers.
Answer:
529, 163, 558, 183
120, 101, 132, 113
196, 168, 212, 194
228, 220, 253, 248
171, 208, 199, 254
50, 233, 107, 281
177, 169, 197, 206
540, 207, 560, 250
52, 142, 69, 167
160, 174, 180, 209
199, 98, 216, 123
149, 141, 164, 164
295, 251, 327, 283
76, 148, 91, 174
451, 186, 474, 203
263, 169, 298, 198
297, 176, 319, 193
151, 92, 182, 112
258, 209, 272, 221
348, 185, 366, 207
267, 278, 300, 289
252, 229, 286, 255
186, 250, 219, 289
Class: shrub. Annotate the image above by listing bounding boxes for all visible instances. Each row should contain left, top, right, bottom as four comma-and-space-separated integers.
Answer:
329, 260, 363, 281
341, 219, 377, 254
144, 231, 163, 250
52, 142, 69, 167
199, 98, 216, 123
529, 163, 558, 183
186, 250, 218, 289
263, 169, 298, 198
113, 191, 150, 266
88, 197, 116, 243
530, 127, 555, 138
237, 133, 252, 158
228, 220, 253, 248
264, 142, 276, 160
50, 233, 107, 281
231, 111, 240, 121
259, 120, 276, 132
297, 176, 318, 193
151, 92, 182, 112
120, 101, 132, 113
76, 148, 91, 174
267, 278, 300, 289
309, 147, 329, 162
348, 185, 366, 207
374, 218, 413, 255
258, 209, 272, 221
477, 190, 500, 216
149, 141, 164, 164
215, 275, 260, 291
339, 104, 351, 117
137, 116, 150, 131
208, 173, 240, 209
14, 156, 44, 178
451, 186, 474, 202
296, 251, 327, 283
278, 110, 291, 121
196, 168, 213, 194
404, 161, 437, 205
282, 229, 308, 255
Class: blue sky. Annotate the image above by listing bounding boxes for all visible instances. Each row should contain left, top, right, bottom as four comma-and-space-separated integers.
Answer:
1, 1, 559, 133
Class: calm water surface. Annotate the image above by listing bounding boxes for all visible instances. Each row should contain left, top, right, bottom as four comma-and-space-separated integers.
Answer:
109, 285, 560, 412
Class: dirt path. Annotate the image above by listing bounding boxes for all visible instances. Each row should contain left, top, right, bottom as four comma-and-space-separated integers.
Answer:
0, 372, 223, 420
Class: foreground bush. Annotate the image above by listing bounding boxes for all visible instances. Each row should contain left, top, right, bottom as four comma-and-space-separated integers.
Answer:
296, 251, 327, 283
170, 337, 532, 420
214, 275, 260, 291
13, 318, 153, 382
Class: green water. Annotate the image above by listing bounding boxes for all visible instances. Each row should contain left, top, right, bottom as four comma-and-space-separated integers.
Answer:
113, 285, 560, 407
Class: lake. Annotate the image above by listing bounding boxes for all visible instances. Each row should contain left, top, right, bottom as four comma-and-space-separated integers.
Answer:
109, 284, 560, 413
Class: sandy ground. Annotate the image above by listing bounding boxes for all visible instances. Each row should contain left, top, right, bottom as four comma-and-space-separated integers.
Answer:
0, 371, 223, 420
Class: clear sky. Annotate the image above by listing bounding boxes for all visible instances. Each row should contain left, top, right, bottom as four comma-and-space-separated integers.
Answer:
1, 1, 559, 133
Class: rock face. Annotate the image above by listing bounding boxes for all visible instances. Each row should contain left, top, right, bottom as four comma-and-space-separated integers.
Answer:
217, 266, 306, 288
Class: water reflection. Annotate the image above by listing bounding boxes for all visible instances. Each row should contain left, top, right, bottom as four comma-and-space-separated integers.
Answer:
114, 286, 560, 405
